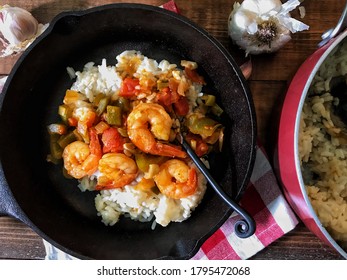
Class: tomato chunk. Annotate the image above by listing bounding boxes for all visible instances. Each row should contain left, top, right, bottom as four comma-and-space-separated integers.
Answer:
101, 127, 125, 153
184, 68, 205, 85
173, 96, 189, 116
157, 87, 179, 107
119, 78, 140, 98
186, 133, 209, 157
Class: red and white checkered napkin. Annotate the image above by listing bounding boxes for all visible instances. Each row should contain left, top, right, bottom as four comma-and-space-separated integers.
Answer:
192, 145, 298, 260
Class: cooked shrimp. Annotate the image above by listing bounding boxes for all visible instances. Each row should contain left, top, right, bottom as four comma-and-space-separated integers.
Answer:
154, 159, 197, 199
63, 127, 101, 179
63, 141, 99, 179
96, 153, 138, 190
73, 107, 97, 142
126, 103, 186, 158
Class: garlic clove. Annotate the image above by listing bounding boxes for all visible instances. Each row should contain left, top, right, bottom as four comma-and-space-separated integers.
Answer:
0, 5, 38, 45
242, 0, 280, 15
0, 5, 48, 57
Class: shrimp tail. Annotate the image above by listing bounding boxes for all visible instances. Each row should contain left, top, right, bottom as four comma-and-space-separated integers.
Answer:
187, 168, 197, 189
83, 155, 100, 176
81, 128, 102, 177
154, 142, 187, 158
89, 127, 102, 158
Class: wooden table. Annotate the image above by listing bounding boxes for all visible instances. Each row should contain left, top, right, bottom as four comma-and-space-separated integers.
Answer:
0, 0, 345, 260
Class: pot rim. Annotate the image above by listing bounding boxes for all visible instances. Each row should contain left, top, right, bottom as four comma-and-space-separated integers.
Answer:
293, 29, 347, 258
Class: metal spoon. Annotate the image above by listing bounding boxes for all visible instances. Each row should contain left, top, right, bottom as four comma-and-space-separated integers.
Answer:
319, 1, 347, 47
176, 133, 256, 238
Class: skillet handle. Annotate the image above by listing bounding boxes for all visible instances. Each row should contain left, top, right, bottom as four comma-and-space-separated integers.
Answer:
0, 164, 24, 220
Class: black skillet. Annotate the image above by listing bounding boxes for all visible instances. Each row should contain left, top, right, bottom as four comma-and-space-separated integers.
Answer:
0, 3, 257, 259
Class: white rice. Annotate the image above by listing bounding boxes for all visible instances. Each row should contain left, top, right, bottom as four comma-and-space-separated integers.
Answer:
70, 58, 122, 101
95, 169, 207, 228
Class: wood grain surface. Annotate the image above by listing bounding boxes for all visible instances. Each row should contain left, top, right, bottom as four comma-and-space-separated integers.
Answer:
0, 0, 345, 260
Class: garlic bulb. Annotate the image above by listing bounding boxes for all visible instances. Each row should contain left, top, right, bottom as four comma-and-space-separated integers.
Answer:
228, 0, 309, 55
0, 5, 48, 57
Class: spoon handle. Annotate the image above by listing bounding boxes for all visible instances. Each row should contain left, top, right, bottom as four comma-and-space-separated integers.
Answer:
179, 135, 256, 238
319, 0, 347, 47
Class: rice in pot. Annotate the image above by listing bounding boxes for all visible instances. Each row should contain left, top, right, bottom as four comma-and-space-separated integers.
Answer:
299, 39, 347, 248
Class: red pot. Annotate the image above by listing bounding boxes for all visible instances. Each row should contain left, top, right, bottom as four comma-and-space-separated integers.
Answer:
277, 29, 347, 259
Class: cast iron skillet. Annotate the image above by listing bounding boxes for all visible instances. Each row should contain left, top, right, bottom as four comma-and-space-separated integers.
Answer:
0, 4, 256, 259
